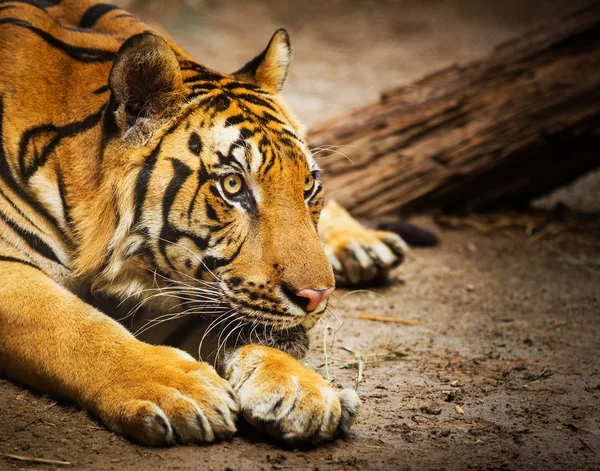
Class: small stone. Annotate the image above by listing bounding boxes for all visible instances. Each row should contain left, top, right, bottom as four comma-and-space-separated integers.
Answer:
451, 380, 460, 387
466, 284, 475, 292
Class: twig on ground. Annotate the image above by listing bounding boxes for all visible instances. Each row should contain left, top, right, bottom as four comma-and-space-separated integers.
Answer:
339, 346, 409, 390
0, 453, 71, 466
341, 346, 364, 390
579, 438, 595, 453
322, 320, 332, 383
18, 402, 57, 431
358, 313, 421, 325
531, 367, 553, 382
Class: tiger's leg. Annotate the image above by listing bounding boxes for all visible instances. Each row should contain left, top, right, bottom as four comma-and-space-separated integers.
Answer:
318, 199, 409, 285
0, 257, 238, 445
224, 345, 360, 444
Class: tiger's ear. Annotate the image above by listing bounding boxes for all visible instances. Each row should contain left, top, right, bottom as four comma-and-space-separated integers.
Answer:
233, 29, 291, 93
108, 33, 183, 136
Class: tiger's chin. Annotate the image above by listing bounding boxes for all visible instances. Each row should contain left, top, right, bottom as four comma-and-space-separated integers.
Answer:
234, 323, 310, 360
232, 306, 325, 359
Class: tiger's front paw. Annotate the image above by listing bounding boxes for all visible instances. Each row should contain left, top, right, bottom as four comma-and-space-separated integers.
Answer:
225, 345, 360, 445
324, 226, 408, 286
91, 343, 238, 446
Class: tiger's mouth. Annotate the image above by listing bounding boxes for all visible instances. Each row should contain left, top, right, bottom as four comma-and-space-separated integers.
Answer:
220, 283, 329, 332
206, 294, 328, 359
136, 278, 326, 360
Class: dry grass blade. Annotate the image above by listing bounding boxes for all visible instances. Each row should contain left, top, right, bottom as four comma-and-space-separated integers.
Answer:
341, 346, 365, 390
358, 313, 422, 325
0, 453, 71, 466
530, 366, 553, 382
356, 355, 364, 390
322, 320, 332, 382
579, 438, 595, 453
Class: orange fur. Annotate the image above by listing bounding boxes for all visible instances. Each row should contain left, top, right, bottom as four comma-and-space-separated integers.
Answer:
0, 0, 372, 445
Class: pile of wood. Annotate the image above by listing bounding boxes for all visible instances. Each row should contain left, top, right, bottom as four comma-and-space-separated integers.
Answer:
309, 4, 600, 218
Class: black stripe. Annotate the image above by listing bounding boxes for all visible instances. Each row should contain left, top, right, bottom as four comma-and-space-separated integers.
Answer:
56, 172, 72, 230
188, 131, 202, 156
197, 237, 245, 278
0, 0, 54, 10
0, 96, 61, 229
158, 158, 193, 268
0, 254, 42, 271
259, 111, 286, 127
238, 127, 255, 140
93, 84, 109, 95
133, 96, 213, 228
0, 184, 45, 233
0, 209, 65, 266
223, 114, 246, 127
133, 144, 161, 227
189, 82, 219, 93
235, 93, 277, 112
182, 71, 224, 83
19, 107, 104, 181
229, 297, 289, 318
79, 3, 119, 29
37, 0, 61, 7
208, 183, 232, 207
223, 81, 261, 92
187, 159, 216, 220
0, 17, 115, 63
0, 1, 120, 35
204, 198, 219, 222
187, 179, 201, 221
261, 153, 277, 177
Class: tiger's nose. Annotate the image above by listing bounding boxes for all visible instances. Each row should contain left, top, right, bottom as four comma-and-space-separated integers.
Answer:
295, 287, 334, 312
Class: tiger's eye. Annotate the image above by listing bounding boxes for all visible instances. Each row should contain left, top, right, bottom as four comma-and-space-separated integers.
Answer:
222, 174, 243, 196
304, 174, 314, 192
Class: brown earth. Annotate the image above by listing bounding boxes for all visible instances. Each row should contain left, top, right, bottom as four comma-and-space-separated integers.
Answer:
2, 216, 599, 470
1, 1, 600, 470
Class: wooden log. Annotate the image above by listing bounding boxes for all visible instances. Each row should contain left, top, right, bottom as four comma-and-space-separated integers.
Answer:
309, 4, 600, 217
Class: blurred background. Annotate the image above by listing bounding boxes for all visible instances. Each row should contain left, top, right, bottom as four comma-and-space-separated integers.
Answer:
113, 0, 599, 214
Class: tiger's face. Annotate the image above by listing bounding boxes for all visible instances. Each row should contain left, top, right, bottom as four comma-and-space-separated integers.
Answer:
141, 101, 333, 330
105, 32, 334, 341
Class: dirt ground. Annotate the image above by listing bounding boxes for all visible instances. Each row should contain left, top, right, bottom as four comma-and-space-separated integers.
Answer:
1, 1, 599, 470
2, 218, 599, 470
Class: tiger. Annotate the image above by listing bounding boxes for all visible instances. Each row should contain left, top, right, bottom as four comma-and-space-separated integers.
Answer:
0, 0, 408, 446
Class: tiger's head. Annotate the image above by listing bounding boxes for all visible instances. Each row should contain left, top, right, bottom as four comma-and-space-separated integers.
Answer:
94, 31, 334, 354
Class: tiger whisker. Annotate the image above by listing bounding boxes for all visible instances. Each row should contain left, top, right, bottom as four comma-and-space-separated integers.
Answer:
148, 269, 222, 294
201, 312, 239, 364
132, 302, 232, 338
215, 319, 246, 366
198, 309, 238, 360
169, 267, 223, 287
215, 315, 243, 361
